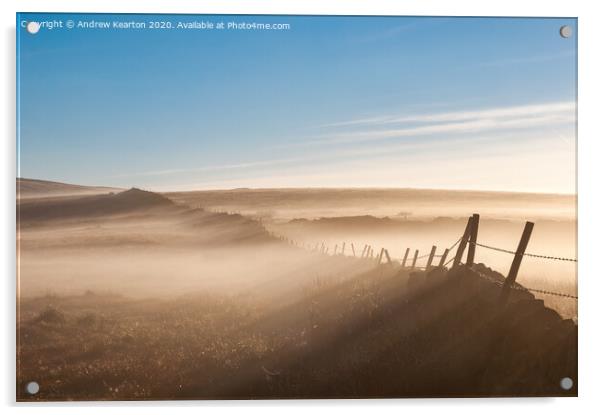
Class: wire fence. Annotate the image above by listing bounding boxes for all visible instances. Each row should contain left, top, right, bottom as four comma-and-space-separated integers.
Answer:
444, 255, 455, 267
471, 241, 577, 263
473, 268, 578, 299
274, 215, 577, 300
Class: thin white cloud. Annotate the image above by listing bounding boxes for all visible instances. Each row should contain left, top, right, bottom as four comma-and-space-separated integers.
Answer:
309, 101, 575, 145
324, 101, 574, 128
116, 133, 497, 180
112, 156, 309, 178
114, 101, 575, 188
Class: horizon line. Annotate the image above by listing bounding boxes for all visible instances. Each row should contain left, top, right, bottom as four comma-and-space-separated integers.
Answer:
16, 177, 577, 197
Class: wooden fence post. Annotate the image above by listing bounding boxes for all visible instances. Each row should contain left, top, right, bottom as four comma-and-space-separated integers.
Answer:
384, 249, 393, 266
466, 213, 480, 267
411, 249, 419, 269
426, 245, 437, 269
501, 221, 535, 303
342, 242, 346, 255
452, 216, 474, 268
334, 244, 338, 255
377, 248, 384, 264
351, 243, 356, 257
438, 248, 450, 267
401, 248, 410, 267
360, 244, 367, 258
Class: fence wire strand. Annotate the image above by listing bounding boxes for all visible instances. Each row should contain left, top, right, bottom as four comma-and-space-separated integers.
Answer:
473, 269, 577, 300
469, 241, 577, 262
447, 238, 461, 251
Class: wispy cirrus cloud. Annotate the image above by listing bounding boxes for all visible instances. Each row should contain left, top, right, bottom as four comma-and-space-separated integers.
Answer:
113, 101, 575, 187
311, 101, 575, 145
323, 101, 574, 128
111, 156, 309, 178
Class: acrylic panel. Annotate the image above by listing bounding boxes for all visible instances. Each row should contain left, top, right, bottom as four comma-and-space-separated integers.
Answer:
16, 13, 577, 401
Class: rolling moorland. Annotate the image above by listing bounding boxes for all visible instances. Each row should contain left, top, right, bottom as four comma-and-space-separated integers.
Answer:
16, 179, 577, 400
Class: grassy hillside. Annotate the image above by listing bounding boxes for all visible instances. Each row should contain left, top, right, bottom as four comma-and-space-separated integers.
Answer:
17, 262, 577, 400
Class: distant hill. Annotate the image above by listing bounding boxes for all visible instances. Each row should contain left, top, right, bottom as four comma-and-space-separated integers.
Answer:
17, 187, 272, 245
17, 178, 122, 199
18, 188, 176, 222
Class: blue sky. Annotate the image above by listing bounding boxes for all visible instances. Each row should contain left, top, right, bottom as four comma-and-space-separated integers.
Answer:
17, 14, 577, 193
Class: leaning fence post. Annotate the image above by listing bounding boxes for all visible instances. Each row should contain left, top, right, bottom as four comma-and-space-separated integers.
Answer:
384, 249, 393, 266
452, 216, 474, 268
377, 248, 384, 264
401, 248, 410, 267
466, 213, 480, 267
351, 243, 356, 257
501, 221, 535, 303
342, 242, 346, 256
360, 244, 367, 258
438, 248, 450, 267
411, 249, 419, 269
426, 245, 437, 269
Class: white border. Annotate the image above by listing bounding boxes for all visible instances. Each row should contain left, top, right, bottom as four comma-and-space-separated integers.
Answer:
3, 1, 602, 414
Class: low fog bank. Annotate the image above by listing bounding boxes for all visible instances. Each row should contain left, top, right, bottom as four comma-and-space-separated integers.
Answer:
18, 190, 375, 302
18, 187, 577, 318
19, 243, 374, 302
166, 188, 576, 222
